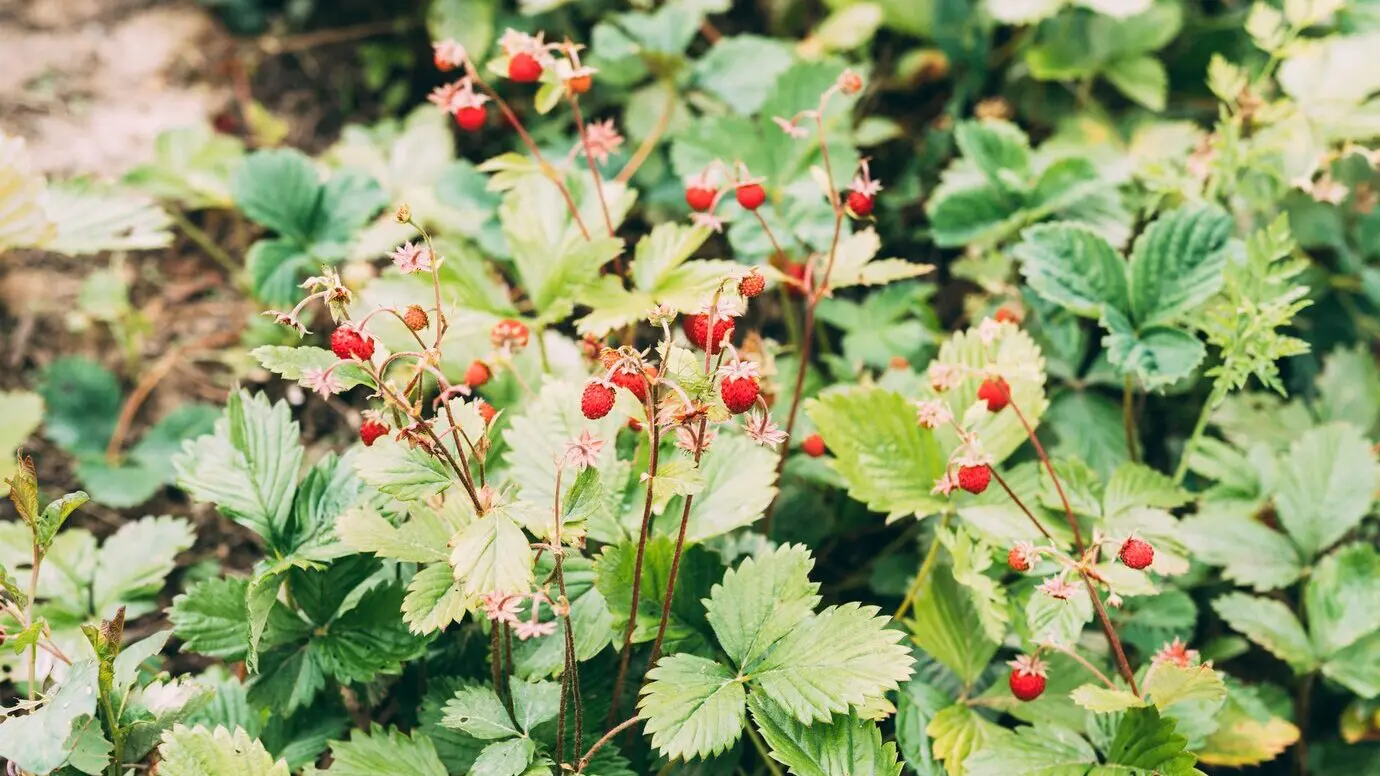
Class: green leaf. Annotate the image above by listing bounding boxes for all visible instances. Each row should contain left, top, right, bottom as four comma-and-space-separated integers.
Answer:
403, 562, 473, 635
638, 653, 746, 760
316, 583, 427, 685
939, 527, 1009, 643
123, 123, 245, 209
749, 696, 904, 776
666, 433, 779, 542
503, 379, 625, 522
597, 537, 723, 653
1014, 223, 1129, 318
321, 726, 448, 776
426, 0, 495, 63
1197, 682, 1300, 768
1213, 593, 1318, 672
749, 602, 914, 723
510, 678, 561, 735
1178, 511, 1301, 591
470, 737, 536, 776
1316, 345, 1380, 435
929, 323, 1049, 463
1305, 543, 1380, 658
311, 169, 387, 245
1102, 463, 1189, 516
1321, 629, 1380, 698
909, 564, 1001, 687
1102, 311, 1205, 390
693, 35, 795, 115
93, 515, 194, 614
824, 228, 934, 292
43, 181, 173, 255
1272, 423, 1378, 559
964, 724, 1098, 775
157, 725, 290, 776
1142, 663, 1228, 710
1104, 706, 1197, 772
251, 346, 371, 391
0, 659, 107, 774
231, 148, 321, 242
449, 510, 534, 598
1070, 685, 1146, 713
170, 577, 251, 660
353, 438, 453, 503
926, 180, 1025, 248
246, 238, 315, 308
39, 356, 121, 455
1104, 55, 1168, 111
122, 678, 217, 762
895, 679, 951, 776
174, 390, 304, 546
1025, 585, 1094, 647
954, 120, 1032, 189
703, 543, 819, 669
0, 391, 43, 497
338, 501, 460, 564
807, 387, 946, 520
1127, 204, 1233, 326
442, 685, 520, 740
927, 703, 1003, 776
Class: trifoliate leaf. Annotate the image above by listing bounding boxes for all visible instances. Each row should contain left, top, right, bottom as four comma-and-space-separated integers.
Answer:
963, 723, 1098, 775
353, 439, 453, 503
1272, 423, 1379, 560
807, 386, 946, 521
1142, 663, 1228, 710
1213, 593, 1318, 673
1127, 204, 1233, 326
927, 703, 1003, 776
749, 696, 904, 776
174, 390, 304, 546
170, 577, 251, 660
403, 563, 473, 634
314, 583, 427, 684
1070, 685, 1146, 714
749, 602, 914, 723
638, 653, 747, 760
319, 726, 448, 776
909, 564, 1001, 687
0, 659, 107, 774
157, 725, 290, 776
449, 510, 534, 598
596, 537, 723, 652
1014, 223, 1130, 318
442, 685, 521, 740
704, 543, 820, 669
1305, 543, 1380, 659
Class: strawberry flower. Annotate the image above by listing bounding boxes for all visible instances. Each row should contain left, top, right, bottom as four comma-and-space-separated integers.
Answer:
498, 28, 555, 64
928, 363, 964, 392
743, 411, 788, 447
977, 317, 1004, 345
1037, 575, 1079, 600
1152, 637, 1200, 668
914, 399, 953, 430
301, 368, 343, 398
690, 211, 725, 233
930, 471, 959, 496
576, 119, 624, 166
391, 241, 435, 274
850, 159, 883, 197
1007, 653, 1048, 677
481, 592, 522, 624
432, 39, 468, 70
564, 430, 605, 470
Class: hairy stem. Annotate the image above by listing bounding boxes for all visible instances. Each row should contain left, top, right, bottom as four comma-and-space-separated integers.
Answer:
1084, 575, 1139, 696
1045, 641, 1118, 691
990, 469, 1055, 542
648, 416, 709, 666
1003, 388, 1084, 551
577, 716, 640, 773
569, 95, 618, 244
608, 394, 661, 725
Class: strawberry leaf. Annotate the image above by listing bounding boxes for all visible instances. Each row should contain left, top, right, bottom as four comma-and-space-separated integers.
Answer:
1213, 593, 1318, 673
157, 725, 289, 776
703, 543, 820, 669
318, 725, 448, 776
638, 653, 747, 760
748, 696, 904, 776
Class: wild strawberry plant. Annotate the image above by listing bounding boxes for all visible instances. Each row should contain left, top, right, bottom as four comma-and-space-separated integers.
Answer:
3, 1, 1380, 775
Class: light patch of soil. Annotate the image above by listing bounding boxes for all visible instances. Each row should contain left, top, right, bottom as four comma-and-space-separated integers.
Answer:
0, 0, 232, 177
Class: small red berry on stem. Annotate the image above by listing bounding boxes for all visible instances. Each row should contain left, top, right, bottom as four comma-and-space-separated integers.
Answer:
957, 464, 991, 494
782, 260, 807, 298
720, 375, 760, 415
403, 305, 429, 331
846, 190, 875, 217
360, 420, 389, 447
465, 360, 491, 388
683, 314, 735, 354
977, 376, 1011, 413
567, 74, 593, 94
330, 327, 360, 360
476, 400, 497, 424
456, 105, 487, 132
581, 381, 616, 420
508, 52, 543, 82
686, 185, 717, 212
492, 319, 530, 350
736, 182, 766, 210
1008, 655, 1048, 702
739, 271, 765, 299
802, 434, 826, 457
610, 368, 648, 403
1119, 537, 1154, 570
1007, 546, 1031, 572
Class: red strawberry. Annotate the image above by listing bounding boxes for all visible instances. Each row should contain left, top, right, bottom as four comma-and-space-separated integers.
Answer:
492, 319, 530, 350
403, 305, 429, 331
683, 314, 735, 354
1009, 668, 1046, 702
1007, 547, 1030, 572
351, 332, 376, 361
508, 52, 542, 82
1119, 537, 1154, 570
686, 186, 716, 212
995, 306, 1021, 324
476, 400, 497, 424
610, 368, 648, 403
581, 381, 616, 420
977, 376, 1010, 413
739, 271, 765, 299
782, 260, 807, 298
720, 375, 759, 414
465, 360, 491, 388
456, 105, 487, 132
957, 464, 991, 495
330, 327, 360, 360
360, 420, 389, 447
802, 433, 826, 457
566, 74, 592, 94
847, 190, 874, 217
736, 182, 766, 210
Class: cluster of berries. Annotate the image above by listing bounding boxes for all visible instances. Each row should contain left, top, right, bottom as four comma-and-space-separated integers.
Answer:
429, 30, 596, 134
